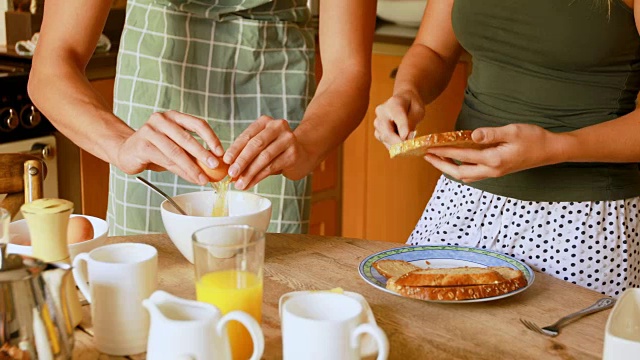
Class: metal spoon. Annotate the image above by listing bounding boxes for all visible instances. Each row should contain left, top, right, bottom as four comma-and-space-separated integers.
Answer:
135, 176, 188, 215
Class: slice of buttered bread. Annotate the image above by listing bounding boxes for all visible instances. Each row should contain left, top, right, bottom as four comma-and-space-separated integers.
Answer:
373, 260, 421, 279
387, 266, 527, 301
394, 266, 508, 287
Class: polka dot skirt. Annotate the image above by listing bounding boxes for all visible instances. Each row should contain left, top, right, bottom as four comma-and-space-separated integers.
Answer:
408, 176, 640, 297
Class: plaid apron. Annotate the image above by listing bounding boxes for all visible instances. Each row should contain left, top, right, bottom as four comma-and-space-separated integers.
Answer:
107, 0, 315, 235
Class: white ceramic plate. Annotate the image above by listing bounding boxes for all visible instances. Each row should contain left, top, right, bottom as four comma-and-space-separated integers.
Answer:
359, 245, 535, 303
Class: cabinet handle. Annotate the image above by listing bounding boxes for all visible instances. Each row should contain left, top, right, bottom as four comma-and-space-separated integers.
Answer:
390, 67, 398, 79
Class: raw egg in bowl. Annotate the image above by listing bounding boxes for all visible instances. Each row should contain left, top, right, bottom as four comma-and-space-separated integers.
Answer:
7, 214, 109, 261
160, 190, 272, 263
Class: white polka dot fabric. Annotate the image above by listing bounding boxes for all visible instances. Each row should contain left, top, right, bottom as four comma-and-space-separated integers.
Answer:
408, 176, 640, 297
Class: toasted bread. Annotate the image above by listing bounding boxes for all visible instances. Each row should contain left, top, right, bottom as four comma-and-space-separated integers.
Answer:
389, 130, 485, 158
386, 266, 527, 301
394, 266, 507, 287
373, 260, 422, 279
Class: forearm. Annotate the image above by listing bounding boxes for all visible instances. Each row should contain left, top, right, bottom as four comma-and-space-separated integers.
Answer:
294, 67, 371, 166
291, 0, 375, 169
29, 62, 133, 164
393, 43, 460, 105
28, 0, 131, 165
556, 111, 640, 163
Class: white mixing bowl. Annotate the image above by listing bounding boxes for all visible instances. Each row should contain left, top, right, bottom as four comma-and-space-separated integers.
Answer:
160, 190, 272, 263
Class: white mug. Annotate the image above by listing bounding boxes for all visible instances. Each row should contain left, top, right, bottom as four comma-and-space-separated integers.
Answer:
280, 292, 389, 360
143, 290, 264, 360
73, 243, 158, 356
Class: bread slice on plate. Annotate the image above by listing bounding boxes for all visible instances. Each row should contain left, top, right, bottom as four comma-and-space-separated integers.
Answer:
394, 266, 509, 287
387, 266, 527, 301
372, 260, 421, 279
389, 130, 485, 158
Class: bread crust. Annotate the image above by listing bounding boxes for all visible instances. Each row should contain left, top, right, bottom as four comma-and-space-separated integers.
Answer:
394, 267, 507, 287
385, 266, 528, 301
373, 260, 421, 279
389, 130, 484, 158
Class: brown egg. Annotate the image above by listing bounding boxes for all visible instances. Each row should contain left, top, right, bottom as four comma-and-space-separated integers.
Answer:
197, 158, 229, 183
67, 216, 95, 244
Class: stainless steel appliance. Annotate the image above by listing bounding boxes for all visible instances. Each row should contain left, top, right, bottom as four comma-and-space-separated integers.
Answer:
0, 244, 75, 359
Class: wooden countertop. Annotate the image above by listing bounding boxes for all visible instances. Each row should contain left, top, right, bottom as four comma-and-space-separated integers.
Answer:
74, 233, 609, 360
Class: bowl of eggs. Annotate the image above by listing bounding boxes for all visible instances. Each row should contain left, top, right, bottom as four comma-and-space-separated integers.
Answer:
160, 190, 272, 264
7, 214, 109, 260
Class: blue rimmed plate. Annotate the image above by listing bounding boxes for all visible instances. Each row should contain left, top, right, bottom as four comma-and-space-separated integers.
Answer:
359, 245, 535, 303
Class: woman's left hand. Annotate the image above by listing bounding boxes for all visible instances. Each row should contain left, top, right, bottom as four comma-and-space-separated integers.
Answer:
223, 115, 314, 190
425, 124, 568, 183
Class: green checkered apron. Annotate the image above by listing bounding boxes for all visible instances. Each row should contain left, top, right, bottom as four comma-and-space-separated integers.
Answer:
107, 0, 315, 235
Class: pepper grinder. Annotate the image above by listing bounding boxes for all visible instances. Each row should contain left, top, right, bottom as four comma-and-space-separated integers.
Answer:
20, 198, 83, 328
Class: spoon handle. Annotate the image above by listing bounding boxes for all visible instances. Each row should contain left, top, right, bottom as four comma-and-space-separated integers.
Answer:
135, 176, 188, 215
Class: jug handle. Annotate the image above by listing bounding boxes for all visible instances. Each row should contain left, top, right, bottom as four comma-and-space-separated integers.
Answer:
72, 253, 92, 303
217, 311, 264, 360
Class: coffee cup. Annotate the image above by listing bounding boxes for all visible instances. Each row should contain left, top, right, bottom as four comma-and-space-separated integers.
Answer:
72, 243, 158, 356
279, 292, 389, 360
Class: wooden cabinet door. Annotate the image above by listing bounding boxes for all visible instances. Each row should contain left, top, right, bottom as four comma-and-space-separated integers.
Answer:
309, 199, 338, 236
81, 79, 113, 218
308, 147, 341, 236
342, 54, 468, 243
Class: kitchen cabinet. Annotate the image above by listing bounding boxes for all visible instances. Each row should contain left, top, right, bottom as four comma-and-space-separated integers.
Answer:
342, 50, 470, 243
80, 79, 113, 218
309, 147, 341, 235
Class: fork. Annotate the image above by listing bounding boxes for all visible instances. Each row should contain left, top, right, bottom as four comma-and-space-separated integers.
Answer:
520, 297, 615, 337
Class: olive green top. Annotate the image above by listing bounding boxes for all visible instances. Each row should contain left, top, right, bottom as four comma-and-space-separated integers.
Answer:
450, 0, 640, 201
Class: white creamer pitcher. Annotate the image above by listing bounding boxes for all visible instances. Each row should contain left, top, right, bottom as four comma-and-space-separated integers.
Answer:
142, 290, 264, 360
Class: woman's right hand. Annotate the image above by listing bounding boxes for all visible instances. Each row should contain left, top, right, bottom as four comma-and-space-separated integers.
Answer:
114, 111, 225, 186
373, 89, 425, 149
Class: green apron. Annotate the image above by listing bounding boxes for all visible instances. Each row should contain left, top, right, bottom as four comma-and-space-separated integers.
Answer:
107, 0, 315, 235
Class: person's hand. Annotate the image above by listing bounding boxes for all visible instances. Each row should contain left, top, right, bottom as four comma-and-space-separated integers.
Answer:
424, 124, 567, 183
223, 115, 314, 190
115, 111, 224, 185
373, 89, 425, 149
